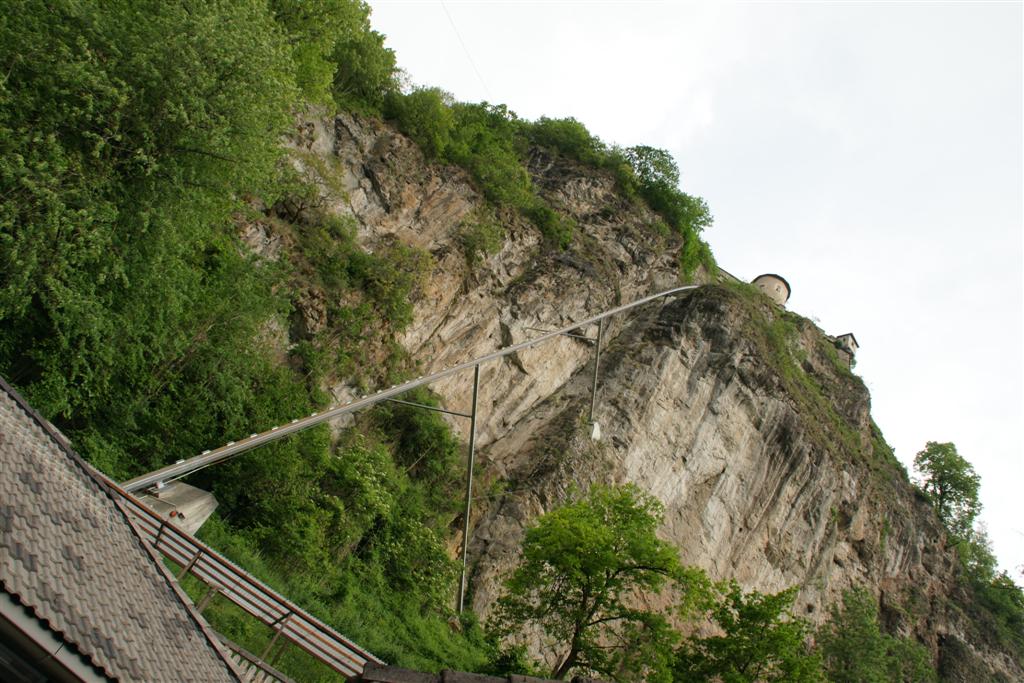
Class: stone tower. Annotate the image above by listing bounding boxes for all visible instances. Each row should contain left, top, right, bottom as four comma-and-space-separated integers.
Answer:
752, 273, 791, 306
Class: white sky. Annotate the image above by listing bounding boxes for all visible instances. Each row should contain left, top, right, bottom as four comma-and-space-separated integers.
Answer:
367, 1, 1023, 577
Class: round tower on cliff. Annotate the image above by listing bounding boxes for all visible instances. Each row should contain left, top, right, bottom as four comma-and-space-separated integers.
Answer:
752, 273, 791, 306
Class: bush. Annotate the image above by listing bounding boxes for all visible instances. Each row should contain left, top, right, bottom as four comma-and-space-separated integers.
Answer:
524, 200, 575, 249
385, 87, 455, 159
329, 1, 398, 113
527, 116, 606, 166
346, 238, 431, 329
446, 103, 533, 208
457, 209, 506, 264
817, 588, 936, 683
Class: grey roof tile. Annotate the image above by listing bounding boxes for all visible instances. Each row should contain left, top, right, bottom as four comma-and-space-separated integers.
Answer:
0, 379, 243, 682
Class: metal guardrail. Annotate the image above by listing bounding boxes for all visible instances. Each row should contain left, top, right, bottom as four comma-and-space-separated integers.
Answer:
218, 635, 297, 683
107, 480, 382, 678
122, 285, 700, 493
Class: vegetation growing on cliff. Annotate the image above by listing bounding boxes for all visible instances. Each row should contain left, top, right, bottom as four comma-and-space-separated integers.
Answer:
1, 1, 1014, 681
817, 587, 935, 683
913, 443, 1024, 661
381, 91, 714, 271
489, 485, 938, 683
673, 583, 823, 682
490, 485, 704, 680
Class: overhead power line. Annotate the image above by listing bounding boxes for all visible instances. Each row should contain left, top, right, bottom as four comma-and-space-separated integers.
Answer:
440, 0, 492, 101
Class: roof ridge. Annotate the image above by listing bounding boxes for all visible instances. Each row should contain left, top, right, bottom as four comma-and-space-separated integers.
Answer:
0, 376, 244, 682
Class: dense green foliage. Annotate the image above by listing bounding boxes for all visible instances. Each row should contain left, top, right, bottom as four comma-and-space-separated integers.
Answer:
674, 583, 823, 682
913, 441, 981, 539
10, 3, 998, 681
817, 588, 936, 683
528, 116, 607, 167
490, 485, 710, 681
913, 443, 1024, 659
384, 93, 715, 263
329, 5, 396, 112
384, 87, 454, 158
1, 0, 298, 476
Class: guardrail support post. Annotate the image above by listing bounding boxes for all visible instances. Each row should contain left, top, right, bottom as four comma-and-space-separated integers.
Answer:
589, 317, 605, 425
177, 549, 203, 581
457, 364, 481, 614
260, 614, 291, 662
196, 585, 220, 613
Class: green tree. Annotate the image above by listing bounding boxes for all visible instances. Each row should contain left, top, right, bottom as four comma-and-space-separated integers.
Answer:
953, 526, 1024, 657
490, 484, 712, 681
528, 116, 606, 166
329, 1, 397, 112
384, 86, 455, 158
269, 0, 363, 103
618, 145, 714, 277
0, 0, 296, 468
624, 145, 682, 189
817, 589, 890, 683
913, 441, 981, 538
817, 588, 936, 683
673, 583, 824, 683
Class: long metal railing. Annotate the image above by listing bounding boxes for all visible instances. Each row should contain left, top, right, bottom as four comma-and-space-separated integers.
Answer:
105, 479, 383, 678
121, 284, 700, 612
122, 284, 698, 494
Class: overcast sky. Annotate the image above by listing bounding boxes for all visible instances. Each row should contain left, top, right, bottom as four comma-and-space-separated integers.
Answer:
367, 1, 1023, 577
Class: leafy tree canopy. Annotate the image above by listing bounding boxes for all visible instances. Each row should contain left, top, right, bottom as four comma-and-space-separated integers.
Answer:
271, 0, 359, 102
528, 116, 606, 166
673, 583, 824, 683
0, 0, 295, 440
913, 441, 981, 538
490, 484, 712, 681
329, 4, 397, 113
817, 588, 935, 683
624, 145, 682, 189
384, 87, 454, 159
913, 443, 1023, 659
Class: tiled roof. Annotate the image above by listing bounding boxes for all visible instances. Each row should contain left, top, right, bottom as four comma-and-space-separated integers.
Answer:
0, 378, 242, 682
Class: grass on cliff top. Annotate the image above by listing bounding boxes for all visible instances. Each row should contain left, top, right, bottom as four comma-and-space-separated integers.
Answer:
718, 281, 907, 482
381, 89, 715, 279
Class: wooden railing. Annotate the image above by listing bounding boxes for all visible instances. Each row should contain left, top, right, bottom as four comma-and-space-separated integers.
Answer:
219, 635, 297, 683
108, 481, 382, 679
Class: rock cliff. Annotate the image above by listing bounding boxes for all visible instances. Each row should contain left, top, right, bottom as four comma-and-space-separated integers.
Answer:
280, 110, 1020, 680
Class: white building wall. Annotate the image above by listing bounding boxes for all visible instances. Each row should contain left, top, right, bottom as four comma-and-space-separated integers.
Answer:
752, 275, 790, 306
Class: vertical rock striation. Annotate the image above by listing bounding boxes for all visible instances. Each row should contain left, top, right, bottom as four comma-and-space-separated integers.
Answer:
277, 111, 1020, 679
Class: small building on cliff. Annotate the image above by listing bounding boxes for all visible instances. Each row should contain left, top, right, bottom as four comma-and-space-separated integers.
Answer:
752, 273, 792, 306
833, 332, 860, 368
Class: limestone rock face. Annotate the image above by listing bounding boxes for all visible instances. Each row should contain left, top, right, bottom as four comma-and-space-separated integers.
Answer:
292, 110, 681, 450
469, 289, 1019, 679
278, 111, 1020, 680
